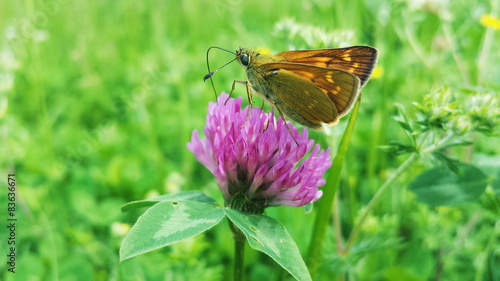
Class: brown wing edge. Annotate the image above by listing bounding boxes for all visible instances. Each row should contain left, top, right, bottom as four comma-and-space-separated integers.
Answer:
325, 70, 361, 125
275, 46, 379, 87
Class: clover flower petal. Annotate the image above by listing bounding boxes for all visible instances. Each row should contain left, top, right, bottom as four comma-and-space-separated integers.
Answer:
187, 93, 332, 213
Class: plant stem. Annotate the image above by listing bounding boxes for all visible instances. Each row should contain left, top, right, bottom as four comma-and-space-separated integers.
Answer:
306, 97, 361, 277
401, 12, 432, 69
344, 153, 418, 253
234, 238, 245, 281
230, 221, 246, 281
344, 123, 463, 253
333, 193, 344, 254
477, 0, 498, 83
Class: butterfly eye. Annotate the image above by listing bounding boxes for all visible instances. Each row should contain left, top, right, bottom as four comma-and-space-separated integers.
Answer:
240, 54, 249, 66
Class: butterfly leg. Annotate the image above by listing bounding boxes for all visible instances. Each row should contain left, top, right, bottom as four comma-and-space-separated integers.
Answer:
229, 79, 255, 128
229, 80, 246, 98
228, 80, 254, 105
271, 103, 299, 146
244, 81, 254, 106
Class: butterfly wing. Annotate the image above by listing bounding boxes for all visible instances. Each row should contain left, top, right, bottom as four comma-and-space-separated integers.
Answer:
275, 46, 378, 87
262, 62, 360, 128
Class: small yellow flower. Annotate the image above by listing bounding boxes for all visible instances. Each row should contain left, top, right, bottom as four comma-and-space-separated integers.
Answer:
371, 65, 384, 79
257, 46, 273, 55
480, 14, 500, 29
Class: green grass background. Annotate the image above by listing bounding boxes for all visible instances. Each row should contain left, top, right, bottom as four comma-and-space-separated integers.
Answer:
1, 0, 499, 280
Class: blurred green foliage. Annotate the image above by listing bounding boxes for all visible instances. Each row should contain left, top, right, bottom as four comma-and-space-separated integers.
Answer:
0, 0, 499, 280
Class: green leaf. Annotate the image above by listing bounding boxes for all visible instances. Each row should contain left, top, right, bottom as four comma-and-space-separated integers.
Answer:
439, 139, 473, 149
121, 190, 217, 212
120, 200, 225, 261
491, 169, 500, 196
396, 119, 413, 133
224, 209, 311, 281
393, 104, 417, 147
408, 163, 488, 206
303, 202, 313, 214
432, 151, 460, 174
381, 141, 417, 155
393, 104, 413, 133
473, 154, 500, 196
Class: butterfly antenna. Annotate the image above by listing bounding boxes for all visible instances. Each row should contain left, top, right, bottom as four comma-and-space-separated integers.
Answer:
204, 46, 237, 98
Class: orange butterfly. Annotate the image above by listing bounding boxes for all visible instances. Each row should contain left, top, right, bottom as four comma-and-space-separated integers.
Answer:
205, 46, 378, 129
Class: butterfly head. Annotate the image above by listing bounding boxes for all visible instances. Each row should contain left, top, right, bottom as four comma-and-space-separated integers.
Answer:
236, 48, 258, 68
